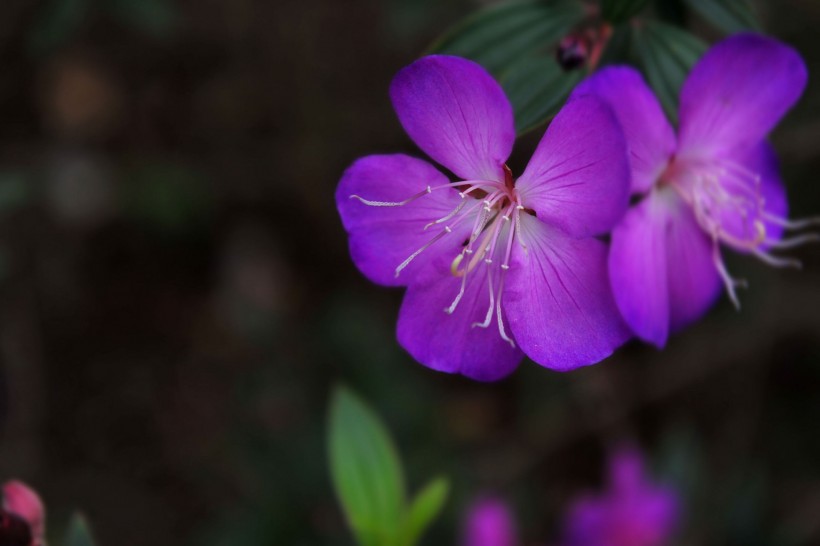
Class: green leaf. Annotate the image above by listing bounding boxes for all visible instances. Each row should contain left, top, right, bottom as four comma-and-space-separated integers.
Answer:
601, 0, 650, 23
105, 0, 177, 36
683, 0, 760, 33
500, 55, 583, 134
399, 477, 449, 546
64, 513, 97, 546
328, 386, 406, 546
632, 21, 707, 121
28, 0, 93, 56
429, 0, 585, 74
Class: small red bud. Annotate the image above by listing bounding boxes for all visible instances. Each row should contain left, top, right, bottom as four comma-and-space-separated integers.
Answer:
556, 35, 589, 71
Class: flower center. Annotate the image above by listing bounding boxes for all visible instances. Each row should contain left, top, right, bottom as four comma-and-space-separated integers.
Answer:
662, 155, 819, 308
350, 164, 529, 347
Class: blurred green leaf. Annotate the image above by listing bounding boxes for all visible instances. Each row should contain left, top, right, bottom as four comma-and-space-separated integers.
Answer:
328, 386, 406, 546
601, 0, 650, 23
64, 513, 96, 546
632, 21, 706, 121
683, 0, 759, 33
28, 0, 92, 56
429, 0, 585, 74
500, 55, 583, 134
105, 0, 177, 36
0, 172, 33, 215
399, 477, 449, 546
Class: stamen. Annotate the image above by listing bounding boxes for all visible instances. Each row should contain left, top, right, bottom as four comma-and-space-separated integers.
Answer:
445, 273, 468, 314
501, 205, 517, 270
350, 186, 430, 206
761, 213, 820, 230
513, 205, 528, 252
472, 264, 495, 328
395, 228, 449, 277
711, 240, 746, 310
495, 269, 515, 348
424, 199, 467, 230
751, 249, 802, 269
766, 233, 820, 250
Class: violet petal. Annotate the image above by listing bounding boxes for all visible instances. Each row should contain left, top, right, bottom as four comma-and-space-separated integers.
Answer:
678, 33, 807, 156
336, 154, 473, 286
504, 214, 630, 371
571, 66, 675, 195
390, 55, 514, 182
715, 142, 788, 252
396, 264, 523, 381
515, 96, 630, 238
608, 191, 672, 348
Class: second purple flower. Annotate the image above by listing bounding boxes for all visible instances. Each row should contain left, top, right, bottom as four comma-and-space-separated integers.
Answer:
337, 55, 631, 380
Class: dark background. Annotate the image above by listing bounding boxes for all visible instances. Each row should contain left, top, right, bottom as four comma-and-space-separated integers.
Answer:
0, 0, 819, 545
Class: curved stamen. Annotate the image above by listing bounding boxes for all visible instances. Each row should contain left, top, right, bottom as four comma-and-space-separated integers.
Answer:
350, 186, 431, 206
752, 249, 802, 269
395, 227, 451, 277
495, 268, 515, 348
766, 232, 820, 250
359, 164, 530, 346
712, 239, 746, 310
762, 213, 820, 230
350, 179, 505, 208
472, 262, 495, 328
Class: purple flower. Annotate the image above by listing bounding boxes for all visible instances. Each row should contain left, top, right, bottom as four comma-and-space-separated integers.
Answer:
463, 497, 517, 546
572, 34, 814, 347
336, 55, 631, 380
562, 446, 680, 546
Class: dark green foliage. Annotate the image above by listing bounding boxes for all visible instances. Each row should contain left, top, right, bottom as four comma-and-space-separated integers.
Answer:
501, 56, 583, 134
601, 0, 650, 24
683, 0, 760, 33
429, 0, 584, 133
632, 21, 707, 121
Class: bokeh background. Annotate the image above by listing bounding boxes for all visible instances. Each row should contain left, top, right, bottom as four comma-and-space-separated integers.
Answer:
0, 0, 819, 545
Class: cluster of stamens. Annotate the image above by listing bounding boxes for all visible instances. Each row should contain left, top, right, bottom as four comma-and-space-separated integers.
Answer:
665, 156, 820, 307
351, 165, 528, 347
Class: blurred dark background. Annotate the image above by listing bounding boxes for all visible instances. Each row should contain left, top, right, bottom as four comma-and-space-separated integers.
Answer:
0, 0, 819, 545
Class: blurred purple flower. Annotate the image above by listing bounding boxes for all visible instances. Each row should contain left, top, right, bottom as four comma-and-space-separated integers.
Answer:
337, 55, 631, 380
572, 34, 814, 347
1, 481, 45, 546
463, 497, 517, 546
562, 446, 680, 546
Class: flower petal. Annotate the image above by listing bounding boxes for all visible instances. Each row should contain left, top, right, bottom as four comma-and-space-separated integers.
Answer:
336, 154, 473, 286
571, 66, 676, 194
3, 480, 45, 542
663, 191, 723, 333
610, 188, 722, 344
463, 498, 517, 546
608, 192, 672, 348
397, 264, 523, 382
504, 214, 630, 371
715, 142, 787, 252
515, 96, 630, 238
678, 34, 807, 156
390, 55, 514, 182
